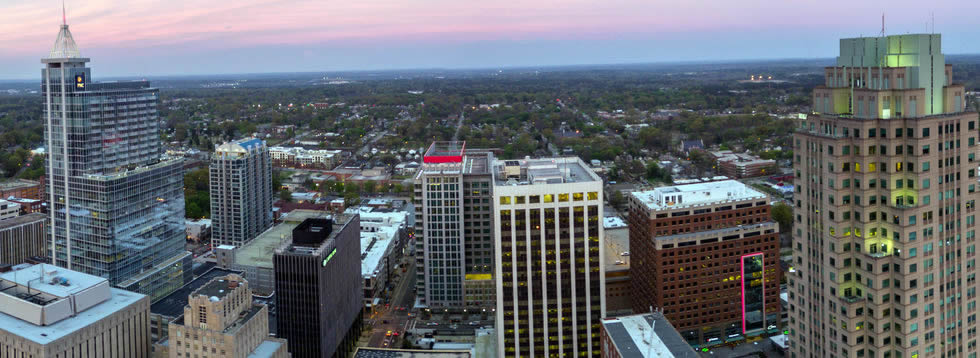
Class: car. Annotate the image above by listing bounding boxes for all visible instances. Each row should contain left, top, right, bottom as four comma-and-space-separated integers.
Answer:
621, 251, 630, 256
468, 321, 480, 326
426, 322, 439, 326
386, 330, 392, 337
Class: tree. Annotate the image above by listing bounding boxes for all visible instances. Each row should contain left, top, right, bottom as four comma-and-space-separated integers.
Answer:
362, 180, 377, 193
609, 190, 626, 210
279, 188, 292, 202
645, 161, 672, 183
772, 202, 793, 232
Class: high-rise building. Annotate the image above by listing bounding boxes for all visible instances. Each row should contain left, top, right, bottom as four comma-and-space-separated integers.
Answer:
413, 142, 495, 308
628, 180, 781, 346
274, 215, 362, 358
492, 157, 605, 357
166, 274, 289, 358
0, 264, 151, 357
0, 213, 47, 265
210, 138, 274, 247
790, 34, 974, 358
42, 22, 191, 300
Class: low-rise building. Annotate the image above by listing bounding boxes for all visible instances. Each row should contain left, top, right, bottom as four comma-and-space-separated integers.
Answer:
0, 179, 42, 200
0, 199, 21, 220
352, 207, 408, 312
5, 197, 43, 214
0, 264, 151, 357
185, 219, 212, 242
165, 274, 289, 358
269, 147, 343, 169
711, 150, 777, 178
0, 213, 47, 265
219, 210, 330, 296
600, 312, 698, 358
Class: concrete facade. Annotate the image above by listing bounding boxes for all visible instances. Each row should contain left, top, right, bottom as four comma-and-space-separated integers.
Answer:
167, 274, 289, 358
0, 264, 151, 358
492, 157, 605, 357
0, 213, 47, 265
210, 138, 274, 248
790, 33, 977, 358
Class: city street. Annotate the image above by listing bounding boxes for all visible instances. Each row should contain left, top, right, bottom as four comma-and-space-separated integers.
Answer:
365, 257, 417, 348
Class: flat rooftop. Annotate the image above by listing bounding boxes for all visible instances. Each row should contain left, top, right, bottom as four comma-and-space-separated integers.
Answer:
236, 210, 330, 268
0, 179, 39, 191
0, 265, 146, 345
0, 212, 46, 229
150, 267, 243, 319
248, 340, 285, 358
493, 157, 599, 186
602, 312, 699, 358
361, 226, 397, 278
631, 180, 766, 211
353, 348, 471, 358
423, 141, 466, 163
191, 276, 242, 302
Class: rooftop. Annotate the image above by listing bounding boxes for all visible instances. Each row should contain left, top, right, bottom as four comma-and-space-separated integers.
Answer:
361, 226, 398, 278
191, 276, 243, 302
353, 348, 471, 358
215, 138, 266, 156
237, 210, 330, 268
0, 212, 46, 229
248, 340, 285, 358
150, 267, 243, 319
0, 179, 40, 191
601, 312, 699, 358
0, 265, 146, 345
423, 141, 466, 163
631, 180, 766, 211
492, 157, 599, 186
277, 214, 354, 256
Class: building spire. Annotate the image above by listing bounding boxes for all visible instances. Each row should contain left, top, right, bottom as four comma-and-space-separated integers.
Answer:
62, 0, 67, 26
47, 1, 81, 60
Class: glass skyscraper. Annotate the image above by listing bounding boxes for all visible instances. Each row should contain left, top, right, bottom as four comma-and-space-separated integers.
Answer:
43, 23, 191, 301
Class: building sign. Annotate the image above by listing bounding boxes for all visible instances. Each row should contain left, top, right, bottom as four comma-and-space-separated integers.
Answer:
321, 248, 337, 267
74, 73, 85, 89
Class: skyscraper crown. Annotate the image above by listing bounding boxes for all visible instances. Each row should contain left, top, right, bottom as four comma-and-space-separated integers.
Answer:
48, 24, 81, 59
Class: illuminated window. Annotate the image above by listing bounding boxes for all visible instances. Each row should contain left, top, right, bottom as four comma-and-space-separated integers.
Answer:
587, 192, 598, 200
572, 193, 584, 201
515, 196, 525, 204
558, 194, 569, 202
854, 163, 861, 172
543, 194, 554, 203
500, 196, 511, 205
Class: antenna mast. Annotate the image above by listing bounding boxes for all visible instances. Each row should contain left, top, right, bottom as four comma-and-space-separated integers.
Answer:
880, 13, 885, 37
62, 0, 67, 26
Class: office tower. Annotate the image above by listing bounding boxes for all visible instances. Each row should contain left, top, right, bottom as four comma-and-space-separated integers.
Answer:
274, 215, 362, 358
492, 157, 605, 357
42, 22, 191, 300
0, 213, 47, 265
790, 34, 974, 358
628, 180, 781, 346
413, 142, 495, 309
167, 274, 288, 358
210, 138, 274, 247
0, 264, 151, 357
599, 312, 699, 358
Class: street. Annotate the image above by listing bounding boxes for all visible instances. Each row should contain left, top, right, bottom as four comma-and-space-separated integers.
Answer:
365, 256, 417, 348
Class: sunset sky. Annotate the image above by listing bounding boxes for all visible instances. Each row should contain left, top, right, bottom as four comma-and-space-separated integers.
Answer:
0, 0, 978, 78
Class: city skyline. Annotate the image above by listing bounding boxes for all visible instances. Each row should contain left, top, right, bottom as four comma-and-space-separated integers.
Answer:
0, 1, 978, 78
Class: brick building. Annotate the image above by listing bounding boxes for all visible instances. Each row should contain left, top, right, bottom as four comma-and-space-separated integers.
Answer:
628, 180, 781, 347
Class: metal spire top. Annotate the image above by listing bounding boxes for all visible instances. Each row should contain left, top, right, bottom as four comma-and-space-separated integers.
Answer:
47, 1, 81, 59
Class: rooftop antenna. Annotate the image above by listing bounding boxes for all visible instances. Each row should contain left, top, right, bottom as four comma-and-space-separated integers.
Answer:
62, 0, 67, 26
881, 13, 885, 37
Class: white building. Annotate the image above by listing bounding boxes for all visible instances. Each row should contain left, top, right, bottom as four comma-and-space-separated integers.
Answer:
492, 157, 605, 357
0, 264, 151, 357
0, 199, 21, 221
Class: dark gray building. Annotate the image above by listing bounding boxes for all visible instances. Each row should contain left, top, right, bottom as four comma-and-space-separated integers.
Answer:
210, 138, 274, 247
42, 22, 190, 300
274, 214, 362, 358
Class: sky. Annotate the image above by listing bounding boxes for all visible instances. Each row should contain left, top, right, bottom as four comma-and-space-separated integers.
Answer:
0, 0, 978, 79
